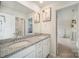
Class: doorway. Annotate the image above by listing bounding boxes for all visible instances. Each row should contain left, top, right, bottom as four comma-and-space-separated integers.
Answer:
56, 4, 78, 58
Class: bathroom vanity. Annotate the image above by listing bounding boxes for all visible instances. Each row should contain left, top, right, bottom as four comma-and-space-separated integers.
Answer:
0, 34, 50, 58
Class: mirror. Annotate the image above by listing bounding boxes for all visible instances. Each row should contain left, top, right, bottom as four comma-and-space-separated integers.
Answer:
15, 17, 25, 37
0, 1, 33, 39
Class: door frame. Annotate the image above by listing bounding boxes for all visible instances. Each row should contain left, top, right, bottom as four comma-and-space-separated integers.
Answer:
56, 3, 79, 56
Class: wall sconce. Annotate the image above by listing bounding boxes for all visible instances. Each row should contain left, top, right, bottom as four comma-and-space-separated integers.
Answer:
39, 1, 43, 4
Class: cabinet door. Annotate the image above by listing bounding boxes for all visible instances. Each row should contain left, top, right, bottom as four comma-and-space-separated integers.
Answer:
23, 51, 35, 58
36, 50, 43, 58
8, 45, 35, 58
42, 38, 50, 58
35, 42, 43, 58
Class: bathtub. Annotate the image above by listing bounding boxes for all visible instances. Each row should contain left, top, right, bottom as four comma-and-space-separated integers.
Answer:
58, 37, 73, 48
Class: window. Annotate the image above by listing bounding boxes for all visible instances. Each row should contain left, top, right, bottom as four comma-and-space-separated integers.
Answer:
28, 17, 32, 33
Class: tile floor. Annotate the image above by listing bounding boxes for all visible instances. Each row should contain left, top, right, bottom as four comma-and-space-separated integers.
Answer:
57, 43, 77, 58
48, 43, 78, 58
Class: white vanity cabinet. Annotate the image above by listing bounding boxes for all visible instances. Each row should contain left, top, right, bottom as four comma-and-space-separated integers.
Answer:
8, 45, 36, 58
42, 38, 50, 58
8, 38, 50, 58
35, 38, 50, 58
23, 51, 35, 58
35, 42, 43, 58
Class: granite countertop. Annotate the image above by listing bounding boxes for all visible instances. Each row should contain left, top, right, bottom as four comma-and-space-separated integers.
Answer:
0, 33, 50, 58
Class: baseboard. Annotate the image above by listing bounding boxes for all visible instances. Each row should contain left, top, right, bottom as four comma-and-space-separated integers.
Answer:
49, 53, 56, 58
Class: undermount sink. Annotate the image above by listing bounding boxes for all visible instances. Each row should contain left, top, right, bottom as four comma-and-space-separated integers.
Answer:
7, 41, 30, 53
0, 41, 30, 57
9, 41, 30, 48
38, 36, 47, 39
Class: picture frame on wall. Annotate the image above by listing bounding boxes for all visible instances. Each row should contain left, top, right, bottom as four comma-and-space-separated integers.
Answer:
43, 7, 51, 22
0, 15, 5, 32
34, 13, 40, 23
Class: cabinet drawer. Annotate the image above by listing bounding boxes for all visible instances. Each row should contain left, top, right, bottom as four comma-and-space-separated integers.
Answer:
23, 51, 35, 58
8, 45, 35, 58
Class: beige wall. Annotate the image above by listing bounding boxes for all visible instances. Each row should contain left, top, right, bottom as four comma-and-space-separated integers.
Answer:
0, 5, 29, 39
32, 6, 57, 57
32, 2, 79, 57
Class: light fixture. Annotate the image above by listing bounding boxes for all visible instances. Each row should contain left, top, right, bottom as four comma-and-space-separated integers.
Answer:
40, 1, 43, 4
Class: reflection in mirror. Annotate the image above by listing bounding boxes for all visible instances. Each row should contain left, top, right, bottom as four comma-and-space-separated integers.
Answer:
0, 1, 33, 39
15, 17, 25, 37
28, 17, 32, 33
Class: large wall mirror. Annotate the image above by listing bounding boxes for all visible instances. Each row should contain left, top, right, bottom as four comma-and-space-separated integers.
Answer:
0, 15, 5, 32
15, 17, 25, 37
0, 1, 33, 39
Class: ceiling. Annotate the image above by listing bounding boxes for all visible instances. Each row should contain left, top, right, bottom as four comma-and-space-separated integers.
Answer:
30, 1, 78, 8
0, 1, 79, 15
0, 1, 33, 14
